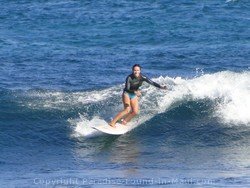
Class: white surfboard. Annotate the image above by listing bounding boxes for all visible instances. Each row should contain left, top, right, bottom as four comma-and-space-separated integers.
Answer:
91, 122, 131, 135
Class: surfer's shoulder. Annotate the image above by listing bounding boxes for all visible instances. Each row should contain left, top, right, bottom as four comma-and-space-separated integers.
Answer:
140, 74, 148, 80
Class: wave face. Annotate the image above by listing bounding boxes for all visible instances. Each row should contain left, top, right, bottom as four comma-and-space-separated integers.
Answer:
1, 71, 249, 142
2, 71, 250, 187
70, 71, 250, 139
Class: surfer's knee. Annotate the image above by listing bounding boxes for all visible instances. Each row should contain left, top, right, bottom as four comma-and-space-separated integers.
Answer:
131, 110, 139, 116
124, 103, 130, 108
124, 106, 131, 113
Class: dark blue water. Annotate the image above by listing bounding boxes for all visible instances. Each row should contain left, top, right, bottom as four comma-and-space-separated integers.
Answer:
1, 0, 250, 187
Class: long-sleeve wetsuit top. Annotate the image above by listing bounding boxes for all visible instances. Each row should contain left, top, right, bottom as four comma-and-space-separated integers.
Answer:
124, 74, 162, 93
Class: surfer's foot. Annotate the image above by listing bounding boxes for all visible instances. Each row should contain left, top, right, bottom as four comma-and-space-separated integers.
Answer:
108, 122, 116, 128
121, 119, 127, 125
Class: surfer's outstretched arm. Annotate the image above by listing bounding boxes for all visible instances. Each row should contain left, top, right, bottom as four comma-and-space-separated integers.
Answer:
142, 75, 167, 89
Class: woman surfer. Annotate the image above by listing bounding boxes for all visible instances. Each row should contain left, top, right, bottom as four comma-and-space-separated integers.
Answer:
109, 64, 167, 127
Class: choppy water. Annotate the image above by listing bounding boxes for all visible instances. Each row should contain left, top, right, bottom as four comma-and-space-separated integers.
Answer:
1, 0, 250, 187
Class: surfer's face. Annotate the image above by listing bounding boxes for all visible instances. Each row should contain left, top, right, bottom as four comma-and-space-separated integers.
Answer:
133, 66, 141, 77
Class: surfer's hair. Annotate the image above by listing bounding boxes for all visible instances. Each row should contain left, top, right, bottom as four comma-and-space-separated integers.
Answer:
132, 64, 141, 70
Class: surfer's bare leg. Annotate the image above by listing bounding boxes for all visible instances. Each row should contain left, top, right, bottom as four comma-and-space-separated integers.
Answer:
123, 97, 139, 124
109, 93, 131, 127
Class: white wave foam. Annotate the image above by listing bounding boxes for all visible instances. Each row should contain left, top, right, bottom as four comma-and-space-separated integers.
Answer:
72, 71, 250, 137
69, 115, 103, 138
70, 113, 150, 138
25, 86, 122, 110
156, 71, 250, 125
23, 71, 250, 137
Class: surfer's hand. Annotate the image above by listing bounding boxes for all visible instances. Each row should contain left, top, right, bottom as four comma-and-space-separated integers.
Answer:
161, 85, 167, 90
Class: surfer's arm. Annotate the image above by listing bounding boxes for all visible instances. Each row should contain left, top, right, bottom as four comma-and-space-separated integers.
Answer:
142, 75, 166, 89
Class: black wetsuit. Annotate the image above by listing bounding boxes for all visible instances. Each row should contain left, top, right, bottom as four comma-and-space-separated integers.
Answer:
123, 74, 162, 94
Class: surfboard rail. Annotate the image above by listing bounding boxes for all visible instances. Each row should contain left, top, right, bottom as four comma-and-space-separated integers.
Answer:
91, 123, 131, 135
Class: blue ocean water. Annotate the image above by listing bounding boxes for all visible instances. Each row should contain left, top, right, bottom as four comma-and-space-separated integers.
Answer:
0, 0, 250, 187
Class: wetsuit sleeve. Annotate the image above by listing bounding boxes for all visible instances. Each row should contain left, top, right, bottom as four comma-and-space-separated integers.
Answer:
125, 76, 135, 93
142, 75, 162, 89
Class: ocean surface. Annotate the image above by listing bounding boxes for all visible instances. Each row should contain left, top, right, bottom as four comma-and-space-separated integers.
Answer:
1, 0, 250, 187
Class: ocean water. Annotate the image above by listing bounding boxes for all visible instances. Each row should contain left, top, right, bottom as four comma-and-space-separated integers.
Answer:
0, 0, 250, 187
